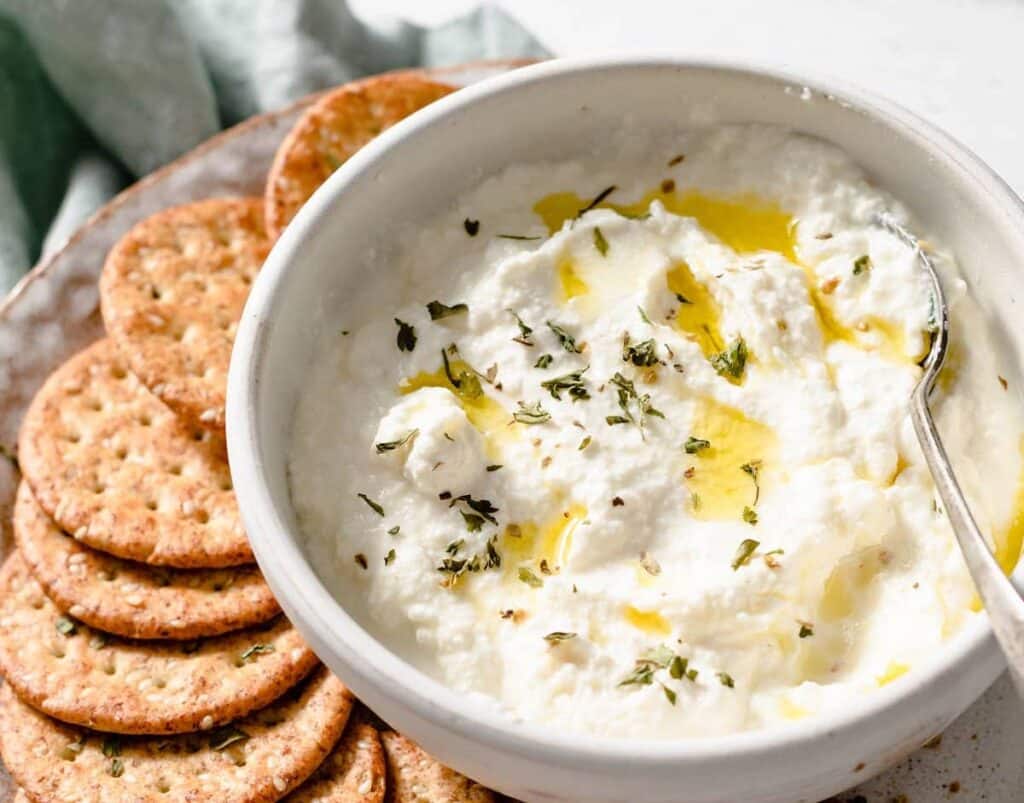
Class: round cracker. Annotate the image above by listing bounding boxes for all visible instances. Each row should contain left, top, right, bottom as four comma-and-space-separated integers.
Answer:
18, 339, 251, 568
0, 666, 352, 803
264, 74, 454, 239
0, 552, 318, 735
13, 481, 278, 640
99, 197, 269, 432
285, 715, 385, 802
381, 731, 495, 803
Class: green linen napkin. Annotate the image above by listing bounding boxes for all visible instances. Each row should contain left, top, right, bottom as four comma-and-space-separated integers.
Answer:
0, 0, 548, 294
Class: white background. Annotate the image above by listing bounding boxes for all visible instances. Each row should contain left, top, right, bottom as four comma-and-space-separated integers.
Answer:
350, 2, 1024, 800
355, 0, 1024, 195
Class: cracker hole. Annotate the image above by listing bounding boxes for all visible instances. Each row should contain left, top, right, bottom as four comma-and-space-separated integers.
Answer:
218, 479, 233, 492
150, 286, 162, 300
31, 599, 45, 610
103, 663, 116, 676
191, 430, 206, 442
169, 465, 183, 476
146, 499, 158, 511
195, 509, 210, 525
157, 782, 171, 794
66, 432, 81, 444
138, 414, 152, 427
115, 447, 128, 460
93, 483, 106, 495
86, 398, 102, 412
111, 367, 127, 380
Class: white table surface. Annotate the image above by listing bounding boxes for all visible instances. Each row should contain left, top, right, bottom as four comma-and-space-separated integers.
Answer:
353, 3, 1024, 800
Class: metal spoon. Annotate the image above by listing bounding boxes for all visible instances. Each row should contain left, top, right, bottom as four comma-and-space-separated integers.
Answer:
874, 211, 1024, 695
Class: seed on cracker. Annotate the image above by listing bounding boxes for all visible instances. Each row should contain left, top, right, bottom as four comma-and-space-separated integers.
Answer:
0, 666, 352, 803
99, 197, 269, 432
284, 712, 385, 802
381, 730, 496, 803
13, 481, 277, 640
264, 73, 454, 239
18, 339, 251, 568
0, 552, 317, 735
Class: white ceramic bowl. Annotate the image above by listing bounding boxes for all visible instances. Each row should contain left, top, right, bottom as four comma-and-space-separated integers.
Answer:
227, 56, 1024, 803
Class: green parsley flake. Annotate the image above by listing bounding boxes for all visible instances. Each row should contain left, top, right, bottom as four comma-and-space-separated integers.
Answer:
239, 643, 275, 663
606, 372, 664, 435
741, 460, 761, 505
384, 549, 396, 566
513, 400, 551, 425
461, 511, 485, 532
427, 300, 469, 320
374, 429, 418, 454
518, 567, 543, 587
394, 318, 416, 352
742, 506, 759, 525
534, 353, 553, 369
578, 185, 617, 216
60, 736, 85, 761
546, 321, 582, 353
357, 493, 384, 516
541, 367, 590, 401
507, 309, 535, 346
685, 436, 710, 454
731, 538, 760, 569
622, 338, 659, 367
450, 494, 499, 525
544, 631, 577, 643
853, 255, 872, 275
55, 615, 77, 637
593, 227, 609, 256
618, 663, 654, 687
717, 671, 735, 688
710, 337, 748, 380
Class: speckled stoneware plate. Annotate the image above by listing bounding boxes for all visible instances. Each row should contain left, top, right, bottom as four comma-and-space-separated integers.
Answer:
0, 60, 1020, 803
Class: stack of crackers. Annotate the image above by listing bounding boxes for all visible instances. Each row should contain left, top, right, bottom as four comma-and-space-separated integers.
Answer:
0, 73, 498, 803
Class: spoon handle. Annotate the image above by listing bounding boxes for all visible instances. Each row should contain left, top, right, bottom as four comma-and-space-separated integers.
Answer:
913, 361, 1024, 695
875, 209, 1024, 694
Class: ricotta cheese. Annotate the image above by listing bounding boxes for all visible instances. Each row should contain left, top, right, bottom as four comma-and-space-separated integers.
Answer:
289, 124, 1024, 738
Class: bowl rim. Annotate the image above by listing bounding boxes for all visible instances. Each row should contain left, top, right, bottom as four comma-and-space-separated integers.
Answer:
228, 53, 1023, 766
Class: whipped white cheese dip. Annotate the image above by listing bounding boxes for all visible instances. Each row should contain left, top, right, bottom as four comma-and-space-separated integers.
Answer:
289, 124, 1024, 739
